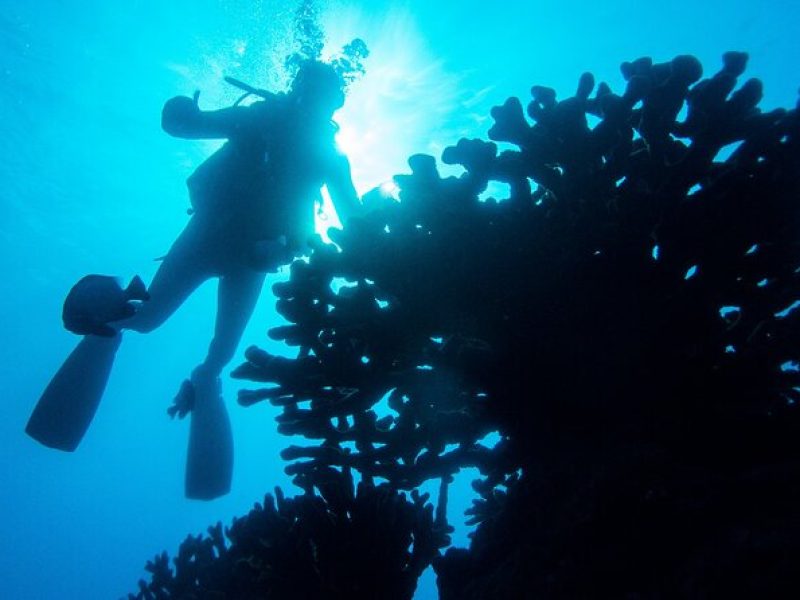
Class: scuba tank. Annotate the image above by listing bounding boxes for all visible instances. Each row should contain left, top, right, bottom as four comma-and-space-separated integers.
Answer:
184, 77, 280, 217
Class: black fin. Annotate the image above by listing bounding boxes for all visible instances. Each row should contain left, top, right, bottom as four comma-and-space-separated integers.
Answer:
26, 335, 122, 451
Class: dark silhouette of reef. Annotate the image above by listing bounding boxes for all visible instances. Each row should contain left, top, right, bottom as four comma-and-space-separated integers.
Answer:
132, 52, 800, 599
132, 469, 447, 599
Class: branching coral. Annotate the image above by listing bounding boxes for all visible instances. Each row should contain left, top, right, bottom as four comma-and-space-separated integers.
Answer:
131, 468, 450, 599
136, 52, 800, 598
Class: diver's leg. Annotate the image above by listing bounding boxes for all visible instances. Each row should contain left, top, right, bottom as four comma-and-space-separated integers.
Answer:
185, 268, 266, 500
201, 267, 268, 376
26, 220, 212, 452
122, 221, 212, 333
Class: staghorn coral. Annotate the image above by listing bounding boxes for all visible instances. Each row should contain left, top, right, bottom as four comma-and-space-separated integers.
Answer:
138, 52, 800, 598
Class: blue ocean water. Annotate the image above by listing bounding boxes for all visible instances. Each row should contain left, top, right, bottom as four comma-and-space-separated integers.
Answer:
1, 1, 797, 598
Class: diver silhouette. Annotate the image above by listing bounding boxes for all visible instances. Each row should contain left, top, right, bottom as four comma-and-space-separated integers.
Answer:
26, 60, 362, 499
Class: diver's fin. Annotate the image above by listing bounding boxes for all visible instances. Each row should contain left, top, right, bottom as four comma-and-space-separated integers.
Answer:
26, 334, 122, 451
125, 275, 150, 301
184, 371, 233, 500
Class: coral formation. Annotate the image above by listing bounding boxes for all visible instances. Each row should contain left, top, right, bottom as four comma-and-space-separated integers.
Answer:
132, 468, 449, 599
133, 52, 799, 598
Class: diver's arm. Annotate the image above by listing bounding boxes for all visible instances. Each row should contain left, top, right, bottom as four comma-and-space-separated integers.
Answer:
161, 91, 259, 140
326, 152, 363, 225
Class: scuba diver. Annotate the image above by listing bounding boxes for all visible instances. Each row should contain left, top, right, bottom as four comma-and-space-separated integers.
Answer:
26, 60, 362, 499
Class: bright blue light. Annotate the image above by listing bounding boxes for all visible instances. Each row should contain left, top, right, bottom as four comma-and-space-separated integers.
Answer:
478, 180, 512, 202
331, 277, 358, 293
775, 300, 800, 319
476, 431, 502, 447
712, 140, 744, 163
719, 306, 741, 318
373, 388, 399, 419
651, 245, 660, 260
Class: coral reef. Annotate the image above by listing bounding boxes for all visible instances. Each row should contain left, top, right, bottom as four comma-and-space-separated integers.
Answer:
134, 52, 799, 598
132, 468, 449, 599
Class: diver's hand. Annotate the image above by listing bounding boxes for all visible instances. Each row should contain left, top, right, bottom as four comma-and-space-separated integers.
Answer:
161, 91, 202, 137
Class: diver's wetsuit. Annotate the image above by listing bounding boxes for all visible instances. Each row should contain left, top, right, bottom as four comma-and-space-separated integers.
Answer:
25, 64, 360, 499
122, 93, 359, 378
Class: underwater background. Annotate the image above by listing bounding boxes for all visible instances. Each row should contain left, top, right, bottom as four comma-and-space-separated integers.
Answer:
1, 0, 798, 598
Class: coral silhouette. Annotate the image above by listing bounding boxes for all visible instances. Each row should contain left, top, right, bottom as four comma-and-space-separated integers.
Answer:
132, 468, 448, 599
133, 52, 799, 598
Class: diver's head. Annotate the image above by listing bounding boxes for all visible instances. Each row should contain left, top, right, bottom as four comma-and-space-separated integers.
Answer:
290, 60, 346, 119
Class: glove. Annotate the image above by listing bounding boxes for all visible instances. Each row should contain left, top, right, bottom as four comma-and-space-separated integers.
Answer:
161, 90, 201, 137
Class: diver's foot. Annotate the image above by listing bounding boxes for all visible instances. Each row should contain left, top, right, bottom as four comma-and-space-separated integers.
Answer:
189, 364, 222, 392
168, 379, 195, 419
